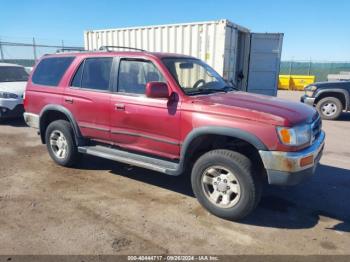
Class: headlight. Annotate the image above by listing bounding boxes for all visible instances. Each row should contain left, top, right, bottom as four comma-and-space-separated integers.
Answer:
305, 85, 317, 97
277, 124, 311, 146
0, 91, 18, 99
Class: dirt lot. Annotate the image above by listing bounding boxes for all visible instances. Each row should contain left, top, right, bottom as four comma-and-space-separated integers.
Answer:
0, 90, 349, 255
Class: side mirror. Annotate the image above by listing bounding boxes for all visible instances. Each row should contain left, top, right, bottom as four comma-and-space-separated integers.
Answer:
146, 82, 170, 99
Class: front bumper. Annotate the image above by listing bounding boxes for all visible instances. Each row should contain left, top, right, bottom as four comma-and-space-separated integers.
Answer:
300, 95, 316, 106
0, 104, 24, 119
259, 131, 325, 185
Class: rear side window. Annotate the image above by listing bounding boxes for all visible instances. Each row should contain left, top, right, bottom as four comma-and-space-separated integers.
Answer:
32, 57, 74, 86
71, 62, 84, 87
71, 58, 112, 91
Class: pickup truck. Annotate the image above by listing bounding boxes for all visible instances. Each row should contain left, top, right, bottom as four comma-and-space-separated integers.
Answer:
23, 47, 325, 220
301, 81, 350, 120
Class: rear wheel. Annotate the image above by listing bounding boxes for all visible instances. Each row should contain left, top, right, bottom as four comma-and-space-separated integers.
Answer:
316, 97, 343, 120
45, 120, 80, 167
191, 149, 262, 221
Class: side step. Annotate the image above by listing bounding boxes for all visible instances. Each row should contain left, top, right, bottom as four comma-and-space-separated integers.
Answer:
78, 145, 180, 175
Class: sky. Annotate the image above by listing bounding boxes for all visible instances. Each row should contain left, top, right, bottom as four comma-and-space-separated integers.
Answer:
0, 0, 349, 61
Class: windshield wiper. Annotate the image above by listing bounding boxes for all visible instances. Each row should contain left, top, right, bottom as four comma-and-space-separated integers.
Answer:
186, 88, 224, 95
186, 85, 238, 96
222, 85, 238, 91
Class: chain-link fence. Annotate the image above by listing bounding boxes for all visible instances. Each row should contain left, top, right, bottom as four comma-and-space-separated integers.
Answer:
1, 36, 349, 82
0, 36, 83, 67
280, 60, 350, 82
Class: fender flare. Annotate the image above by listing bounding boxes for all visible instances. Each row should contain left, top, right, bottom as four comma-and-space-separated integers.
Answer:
39, 104, 83, 145
314, 88, 350, 110
169, 126, 268, 176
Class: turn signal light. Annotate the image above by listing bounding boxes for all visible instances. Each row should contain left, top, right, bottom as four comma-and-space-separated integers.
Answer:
300, 155, 314, 167
279, 128, 291, 144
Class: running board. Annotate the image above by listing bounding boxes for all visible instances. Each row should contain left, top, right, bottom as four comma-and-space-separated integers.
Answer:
78, 145, 181, 175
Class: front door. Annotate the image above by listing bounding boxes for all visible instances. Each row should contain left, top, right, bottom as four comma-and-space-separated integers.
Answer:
64, 57, 113, 142
110, 58, 181, 159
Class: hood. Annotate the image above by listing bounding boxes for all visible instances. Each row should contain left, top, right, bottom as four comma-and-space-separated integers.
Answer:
312, 81, 350, 88
191, 91, 317, 126
0, 81, 27, 96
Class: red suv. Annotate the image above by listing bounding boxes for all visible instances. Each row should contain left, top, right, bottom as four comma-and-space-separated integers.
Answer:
24, 47, 325, 220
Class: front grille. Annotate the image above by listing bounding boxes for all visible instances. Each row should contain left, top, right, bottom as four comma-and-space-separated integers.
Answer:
311, 115, 322, 142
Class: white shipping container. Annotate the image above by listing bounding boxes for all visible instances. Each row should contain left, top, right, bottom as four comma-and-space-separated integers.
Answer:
327, 74, 350, 81
84, 19, 283, 96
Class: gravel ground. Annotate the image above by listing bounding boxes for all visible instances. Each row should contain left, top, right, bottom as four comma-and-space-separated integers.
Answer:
0, 90, 349, 255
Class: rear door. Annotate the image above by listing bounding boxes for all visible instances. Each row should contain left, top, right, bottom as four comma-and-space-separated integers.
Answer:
64, 57, 113, 142
246, 33, 284, 96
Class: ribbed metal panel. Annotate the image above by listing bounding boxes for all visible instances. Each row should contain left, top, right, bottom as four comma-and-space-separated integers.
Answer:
84, 20, 247, 82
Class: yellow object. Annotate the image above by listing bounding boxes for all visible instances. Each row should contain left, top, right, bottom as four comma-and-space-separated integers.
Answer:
279, 128, 292, 144
278, 75, 315, 90
278, 75, 292, 90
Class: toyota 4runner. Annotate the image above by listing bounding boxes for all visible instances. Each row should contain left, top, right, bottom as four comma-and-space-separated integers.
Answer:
24, 47, 325, 220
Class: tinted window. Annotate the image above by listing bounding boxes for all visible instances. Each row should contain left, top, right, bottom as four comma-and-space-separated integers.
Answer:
80, 58, 112, 91
71, 61, 84, 87
0, 66, 29, 82
118, 60, 165, 94
32, 57, 74, 86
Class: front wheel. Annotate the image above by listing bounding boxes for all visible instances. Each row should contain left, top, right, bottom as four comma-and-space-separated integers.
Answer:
191, 149, 262, 221
316, 97, 343, 120
45, 120, 80, 167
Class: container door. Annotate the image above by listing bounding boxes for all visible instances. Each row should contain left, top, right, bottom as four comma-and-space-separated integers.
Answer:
222, 27, 238, 84
246, 33, 283, 96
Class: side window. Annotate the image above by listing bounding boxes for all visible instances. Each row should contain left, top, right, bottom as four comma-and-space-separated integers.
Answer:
71, 61, 84, 87
79, 58, 113, 91
118, 60, 165, 94
32, 57, 74, 86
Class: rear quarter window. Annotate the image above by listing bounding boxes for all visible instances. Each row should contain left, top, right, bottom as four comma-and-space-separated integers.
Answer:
32, 57, 75, 86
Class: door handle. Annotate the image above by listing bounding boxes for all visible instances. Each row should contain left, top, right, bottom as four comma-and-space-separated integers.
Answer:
65, 98, 74, 104
115, 103, 125, 111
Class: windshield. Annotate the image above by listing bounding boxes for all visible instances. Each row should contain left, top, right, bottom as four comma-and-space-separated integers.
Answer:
0, 66, 29, 82
162, 58, 234, 95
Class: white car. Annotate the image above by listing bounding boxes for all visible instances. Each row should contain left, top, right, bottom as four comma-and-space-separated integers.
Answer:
0, 63, 29, 120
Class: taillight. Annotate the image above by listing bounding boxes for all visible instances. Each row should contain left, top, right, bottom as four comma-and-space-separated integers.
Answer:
23, 90, 27, 109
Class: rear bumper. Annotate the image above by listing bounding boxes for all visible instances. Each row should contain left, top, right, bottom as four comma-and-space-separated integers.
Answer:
23, 112, 39, 129
300, 95, 316, 106
259, 131, 325, 185
0, 104, 24, 119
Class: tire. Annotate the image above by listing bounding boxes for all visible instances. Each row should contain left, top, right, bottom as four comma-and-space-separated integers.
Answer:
45, 120, 80, 167
191, 149, 262, 221
316, 97, 343, 120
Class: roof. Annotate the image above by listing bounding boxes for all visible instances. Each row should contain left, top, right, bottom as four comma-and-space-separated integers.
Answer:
43, 50, 197, 60
0, 62, 23, 67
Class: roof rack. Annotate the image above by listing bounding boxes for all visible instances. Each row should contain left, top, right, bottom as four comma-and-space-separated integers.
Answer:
56, 47, 85, 53
99, 46, 146, 52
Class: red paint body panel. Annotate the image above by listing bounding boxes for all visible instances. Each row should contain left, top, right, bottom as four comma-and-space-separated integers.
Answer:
110, 94, 181, 159
24, 51, 318, 159
63, 88, 111, 141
